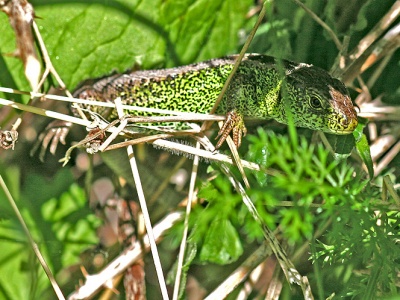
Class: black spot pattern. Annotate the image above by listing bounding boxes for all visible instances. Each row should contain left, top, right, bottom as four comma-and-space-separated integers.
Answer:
73, 54, 358, 134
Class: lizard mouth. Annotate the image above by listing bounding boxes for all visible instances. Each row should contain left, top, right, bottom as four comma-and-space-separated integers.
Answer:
328, 116, 358, 134
328, 86, 358, 134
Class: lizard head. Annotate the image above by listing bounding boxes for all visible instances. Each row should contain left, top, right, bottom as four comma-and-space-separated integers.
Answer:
279, 63, 358, 135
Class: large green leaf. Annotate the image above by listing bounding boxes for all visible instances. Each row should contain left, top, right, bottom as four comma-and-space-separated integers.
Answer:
0, 0, 252, 100
199, 217, 243, 264
33, 0, 167, 89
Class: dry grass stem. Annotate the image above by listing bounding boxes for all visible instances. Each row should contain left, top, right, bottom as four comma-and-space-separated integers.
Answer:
114, 98, 170, 300
68, 211, 184, 299
172, 143, 199, 300
205, 241, 273, 299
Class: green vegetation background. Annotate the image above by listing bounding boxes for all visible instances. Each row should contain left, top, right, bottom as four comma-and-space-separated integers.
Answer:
0, 0, 399, 299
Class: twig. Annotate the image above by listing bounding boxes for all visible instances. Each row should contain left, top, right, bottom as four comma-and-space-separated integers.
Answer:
207, 0, 266, 117
67, 211, 184, 299
348, 1, 400, 61
383, 175, 400, 206
291, 0, 342, 50
374, 141, 400, 177
201, 0, 268, 188
205, 241, 273, 299
341, 2, 400, 84
0, 97, 90, 127
366, 51, 394, 89
358, 102, 400, 121
370, 126, 400, 162
32, 21, 72, 96
115, 138, 276, 174
359, 23, 400, 73
0, 87, 226, 120
208, 154, 314, 299
172, 143, 199, 300
114, 98, 170, 300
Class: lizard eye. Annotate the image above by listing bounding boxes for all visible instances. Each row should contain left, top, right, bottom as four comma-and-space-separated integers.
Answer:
309, 96, 322, 109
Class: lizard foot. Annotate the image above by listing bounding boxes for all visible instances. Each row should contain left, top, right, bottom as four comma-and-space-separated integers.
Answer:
30, 120, 72, 161
215, 110, 247, 149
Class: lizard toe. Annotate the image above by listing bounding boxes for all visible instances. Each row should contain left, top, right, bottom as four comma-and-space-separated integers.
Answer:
232, 124, 247, 148
30, 120, 73, 161
215, 110, 246, 149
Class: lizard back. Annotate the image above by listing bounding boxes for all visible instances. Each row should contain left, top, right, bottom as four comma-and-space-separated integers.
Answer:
73, 54, 357, 135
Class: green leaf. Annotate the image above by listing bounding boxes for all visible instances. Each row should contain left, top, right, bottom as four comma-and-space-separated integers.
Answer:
0, 164, 21, 219
247, 19, 292, 58
160, 0, 252, 64
0, 168, 99, 297
0, 13, 30, 103
348, 0, 375, 32
352, 119, 373, 179
35, 0, 167, 89
0, 221, 48, 299
0, 0, 252, 97
166, 237, 198, 299
199, 218, 243, 264
280, 208, 313, 241
41, 183, 100, 267
354, 132, 374, 180
325, 134, 355, 159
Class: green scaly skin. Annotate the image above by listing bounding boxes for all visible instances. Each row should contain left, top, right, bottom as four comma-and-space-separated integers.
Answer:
73, 54, 358, 148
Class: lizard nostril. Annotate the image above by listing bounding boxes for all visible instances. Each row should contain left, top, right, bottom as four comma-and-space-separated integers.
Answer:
341, 116, 349, 126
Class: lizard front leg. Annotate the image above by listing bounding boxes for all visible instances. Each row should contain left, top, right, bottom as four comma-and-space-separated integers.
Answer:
215, 72, 254, 149
215, 110, 247, 149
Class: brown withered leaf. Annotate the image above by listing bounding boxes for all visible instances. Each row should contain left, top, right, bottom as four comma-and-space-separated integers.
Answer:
1, 0, 41, 90
117, 200, 145, 300
0, 129, 18, 150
